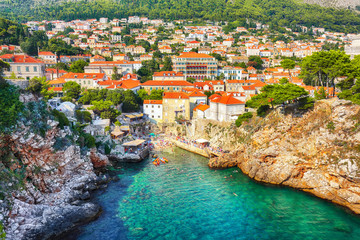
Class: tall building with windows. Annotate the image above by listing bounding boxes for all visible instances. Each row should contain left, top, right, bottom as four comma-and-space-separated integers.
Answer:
0, 54, 46, 88
174, 52, 218, 80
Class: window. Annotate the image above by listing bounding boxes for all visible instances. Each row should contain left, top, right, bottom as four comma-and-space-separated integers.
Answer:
33, 66, 37, 72
158, 106, 160, 108
152, 105, 154, 108
158, 115, 160, 118
151, 110, 154, 113
17, 66, 21, 72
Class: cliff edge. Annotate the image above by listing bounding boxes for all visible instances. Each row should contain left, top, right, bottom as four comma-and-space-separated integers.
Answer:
209, 99, 360, 214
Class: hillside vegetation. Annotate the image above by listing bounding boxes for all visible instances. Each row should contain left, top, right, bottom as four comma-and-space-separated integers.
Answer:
301, 0, 359, 9
1, 0, 360, 33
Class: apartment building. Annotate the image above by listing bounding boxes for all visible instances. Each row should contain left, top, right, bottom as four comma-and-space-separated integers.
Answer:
174, 52, 218, 80
162, 92, 190, 123
0, 54, 46, 88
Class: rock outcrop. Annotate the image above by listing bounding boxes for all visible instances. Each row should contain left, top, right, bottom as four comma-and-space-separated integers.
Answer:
0, 119, 110, 239
209, 99, 360, 214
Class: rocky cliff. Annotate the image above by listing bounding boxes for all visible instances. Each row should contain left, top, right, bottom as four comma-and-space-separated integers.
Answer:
0, 98, 110, 239
209, 99, 360, 214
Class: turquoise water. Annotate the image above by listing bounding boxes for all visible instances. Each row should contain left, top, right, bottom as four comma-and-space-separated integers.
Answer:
77, 148, 360, 240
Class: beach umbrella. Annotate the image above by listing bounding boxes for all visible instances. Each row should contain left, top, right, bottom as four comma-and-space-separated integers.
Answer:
149, 133, 155, 136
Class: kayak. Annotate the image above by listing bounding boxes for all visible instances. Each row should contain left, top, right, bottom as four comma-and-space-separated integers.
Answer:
160, 158, 166, 163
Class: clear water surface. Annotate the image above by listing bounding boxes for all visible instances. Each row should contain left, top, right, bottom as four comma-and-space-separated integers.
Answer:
76, 148, 360, 240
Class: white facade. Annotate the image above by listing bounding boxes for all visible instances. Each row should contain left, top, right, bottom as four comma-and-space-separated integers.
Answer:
144, 102, 163, 122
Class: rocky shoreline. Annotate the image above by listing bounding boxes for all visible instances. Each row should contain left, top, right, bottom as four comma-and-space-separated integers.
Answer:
0, 118, 112, 240
209, 99, 360, 215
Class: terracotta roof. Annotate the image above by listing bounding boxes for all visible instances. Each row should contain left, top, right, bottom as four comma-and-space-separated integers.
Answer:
61, 72, 105, 79
0, 54, 43, 63
177, 52, 214, 59
48, 87, 63, 92
46, 68, 68, 74
188, 91, 207, 97
39, 51, 56, 56
163, 92, 189, 99
218, 95, 245, 105
48, 78, 66, 85
153, 71, 184, 77
144, 100, 163, 104
117, 79, 141, 89
193, 103, 210, 112
141, 80, 193, 86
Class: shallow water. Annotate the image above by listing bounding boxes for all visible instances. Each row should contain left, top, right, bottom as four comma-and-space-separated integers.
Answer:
77, 148, 360, 240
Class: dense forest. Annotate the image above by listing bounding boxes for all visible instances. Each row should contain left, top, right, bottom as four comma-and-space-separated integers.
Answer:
1, 0, 360, 33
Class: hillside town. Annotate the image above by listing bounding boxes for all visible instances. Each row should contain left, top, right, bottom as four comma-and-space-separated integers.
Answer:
1, 16, 358, 128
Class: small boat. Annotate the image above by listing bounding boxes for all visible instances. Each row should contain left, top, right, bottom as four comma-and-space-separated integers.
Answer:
160, 158, 166, 163
152, 161, 158, 166
163, 157, 168, 163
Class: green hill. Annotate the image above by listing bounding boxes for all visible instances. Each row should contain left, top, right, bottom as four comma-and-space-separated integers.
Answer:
1, 0, 360, 33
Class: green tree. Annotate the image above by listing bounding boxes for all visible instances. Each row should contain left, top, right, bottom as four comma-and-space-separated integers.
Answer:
69, 60, 89, 73
75, 110, 92, 123
161, 56, 173, 71
235, 112, 253, 127
111, 66, 122, 80
301, 50, 351, 96
27, 77, 55, 100
89, 100, 120, 122
51, 109, 69, 129
148, 89, 164, 100
187, 77, 196, 83
314, 87, 327, 100
248, 56, 263, 69
62, 81, 81, 100
122, 90, 139, 112
279, 77, 289, 85
246, 84, 311, 109
137, 89, 149, 101
0, 60, 23, 132
280, 59, 295, 81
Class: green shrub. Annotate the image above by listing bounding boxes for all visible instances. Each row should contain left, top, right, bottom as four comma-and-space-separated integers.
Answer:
104, 144, 111, 155
235, 112, 253, 127
257, 105, 270, 117
327, 121, 335, 131
51, 109, 69, 129
0, 223, 5, 240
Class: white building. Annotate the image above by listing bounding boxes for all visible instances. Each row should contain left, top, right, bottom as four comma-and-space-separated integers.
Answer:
143, 100, 163, 123
209, 94, 245, 122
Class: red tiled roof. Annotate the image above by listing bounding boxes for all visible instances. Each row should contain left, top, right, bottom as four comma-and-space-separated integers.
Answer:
163, 92, 189, 99
193, 103, 210, 112
39, 51, 56, 56
48, 87, 63, 92
0, 54, 43, 63
153, 71, 184, 77
177, 52, 214, 59
61, 72, 105, 80
188, 91, 207, 97
141, 80, 193, 86
144, 100, 163, 104
218, 95, 245, 105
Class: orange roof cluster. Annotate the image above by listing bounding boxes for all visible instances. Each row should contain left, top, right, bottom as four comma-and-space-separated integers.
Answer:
142, 80, 193, 86
177, 52, 214, 59
163, 92, 189, 99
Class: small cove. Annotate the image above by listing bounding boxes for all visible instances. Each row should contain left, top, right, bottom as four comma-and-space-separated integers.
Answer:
76, 148, 360, 240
